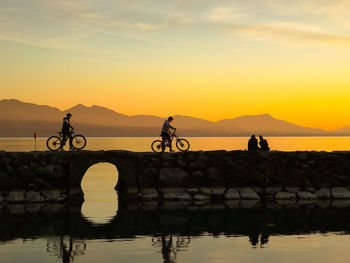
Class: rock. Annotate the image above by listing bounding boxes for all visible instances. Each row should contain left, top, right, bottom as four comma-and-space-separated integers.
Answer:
187, 188, 198, 194
199, 187, 212, 195
207, 167, 221, 183
223, 188, 240, 200
265, 187, 282, 195
159, 168, 191, 188
41, 190, 62, 201
36, 164, 65, 179
331, 187, 350, 199
141, 189, 158, 200
176, 192, 192, 201
193, 194, 210, 200
239, 188, 260, 200
315, 188, 331, 199
275, 191, 296, 200
297, 191, 317, 200
252, 187, 264, 194
192, 171, 205, 184
7, 191, 25, 202
212, 187, 226, 196
26, 191, 44, 202
27, 183, 38, 191
284, 187, 300, 193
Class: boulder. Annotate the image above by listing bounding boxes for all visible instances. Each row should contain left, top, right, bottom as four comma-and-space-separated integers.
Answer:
212, 187, 226, 196
141, 189, 158, 200
275, 191, 296, 200
193, 194, 210, 201
41, 190, 62, 201
297, 191, 317, 200
265, 187, 282, 195
239, 188, 260, 200
159, 168, 191, 188
284, 187, 300, 193
7, 191, 25, 202
223, 188, 241, 200
187, 188, 198, 194
315, 188, 331, 199
331, 187, 350, 199
199, 187, 212, 195
26, 191, 44, 202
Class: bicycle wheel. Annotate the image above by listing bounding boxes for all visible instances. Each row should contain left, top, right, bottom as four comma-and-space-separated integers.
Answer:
151, 140, 163, 153
176, 138, 190, 152
46, 136, 63, 151
72, 135, 87, 150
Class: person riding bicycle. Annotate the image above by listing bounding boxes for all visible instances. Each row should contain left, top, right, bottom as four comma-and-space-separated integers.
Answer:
161, 116, 176, 152
61, 113, 74, 150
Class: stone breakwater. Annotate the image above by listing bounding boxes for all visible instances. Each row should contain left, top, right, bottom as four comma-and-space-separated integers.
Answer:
1, 150, 350, 204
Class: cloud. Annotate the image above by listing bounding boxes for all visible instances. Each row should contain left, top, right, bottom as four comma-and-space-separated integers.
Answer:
206, 7, 244, 22
230, 23, 350, 45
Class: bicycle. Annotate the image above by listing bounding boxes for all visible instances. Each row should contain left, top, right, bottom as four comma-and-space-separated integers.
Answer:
46, 128, 87, 151
151, 131, 190, 152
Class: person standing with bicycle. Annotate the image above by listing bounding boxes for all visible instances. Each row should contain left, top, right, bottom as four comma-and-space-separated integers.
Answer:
62, 113, 74, 150
161, 116, 176, 152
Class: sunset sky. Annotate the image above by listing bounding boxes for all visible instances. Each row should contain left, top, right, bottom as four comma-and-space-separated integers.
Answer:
1, 0, 350, 130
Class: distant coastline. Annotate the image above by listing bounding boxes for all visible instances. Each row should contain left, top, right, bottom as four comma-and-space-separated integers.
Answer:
1, 99, 350, 137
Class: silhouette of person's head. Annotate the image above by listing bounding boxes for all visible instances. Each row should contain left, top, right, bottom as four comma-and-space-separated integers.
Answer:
67, 113, 72, 119
251, 135, 256, 139
168, 116, 173, 122
259, 135, 263, 140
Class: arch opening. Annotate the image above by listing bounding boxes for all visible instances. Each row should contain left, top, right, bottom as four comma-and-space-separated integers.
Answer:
81, 162, 119, 224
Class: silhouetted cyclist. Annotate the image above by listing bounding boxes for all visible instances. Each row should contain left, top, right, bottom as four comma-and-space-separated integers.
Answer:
248, 135, 259, 151
259, 135, 270, 151
62, 113, 74, 150
161, 116, 176, 152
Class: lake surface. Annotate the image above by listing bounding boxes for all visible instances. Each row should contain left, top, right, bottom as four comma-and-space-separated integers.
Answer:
1, 137, 350, 263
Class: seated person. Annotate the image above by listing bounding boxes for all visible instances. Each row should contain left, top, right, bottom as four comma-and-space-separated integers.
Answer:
259, 135, 270, 151
248, 135, 259, 151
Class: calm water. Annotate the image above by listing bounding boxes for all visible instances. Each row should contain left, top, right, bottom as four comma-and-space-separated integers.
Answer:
1, 137, 350, 263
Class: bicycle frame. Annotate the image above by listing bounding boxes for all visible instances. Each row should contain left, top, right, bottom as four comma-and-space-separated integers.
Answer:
162, 131, 179, 148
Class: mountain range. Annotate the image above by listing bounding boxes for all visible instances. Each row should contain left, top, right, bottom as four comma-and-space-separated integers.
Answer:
0, 99, 349, 137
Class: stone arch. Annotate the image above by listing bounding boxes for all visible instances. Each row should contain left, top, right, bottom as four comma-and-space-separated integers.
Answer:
67, 151, 139, 203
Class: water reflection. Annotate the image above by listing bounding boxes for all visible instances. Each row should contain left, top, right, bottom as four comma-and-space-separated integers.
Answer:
152, 235, 191, 263
47, 237, 86, 263
2, 202, 350, 263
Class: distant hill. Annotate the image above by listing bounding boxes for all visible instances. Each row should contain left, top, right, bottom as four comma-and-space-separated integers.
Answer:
0, 98, 348, 137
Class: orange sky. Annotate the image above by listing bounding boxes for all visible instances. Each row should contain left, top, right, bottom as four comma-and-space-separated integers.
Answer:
1, 0, 350, 130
